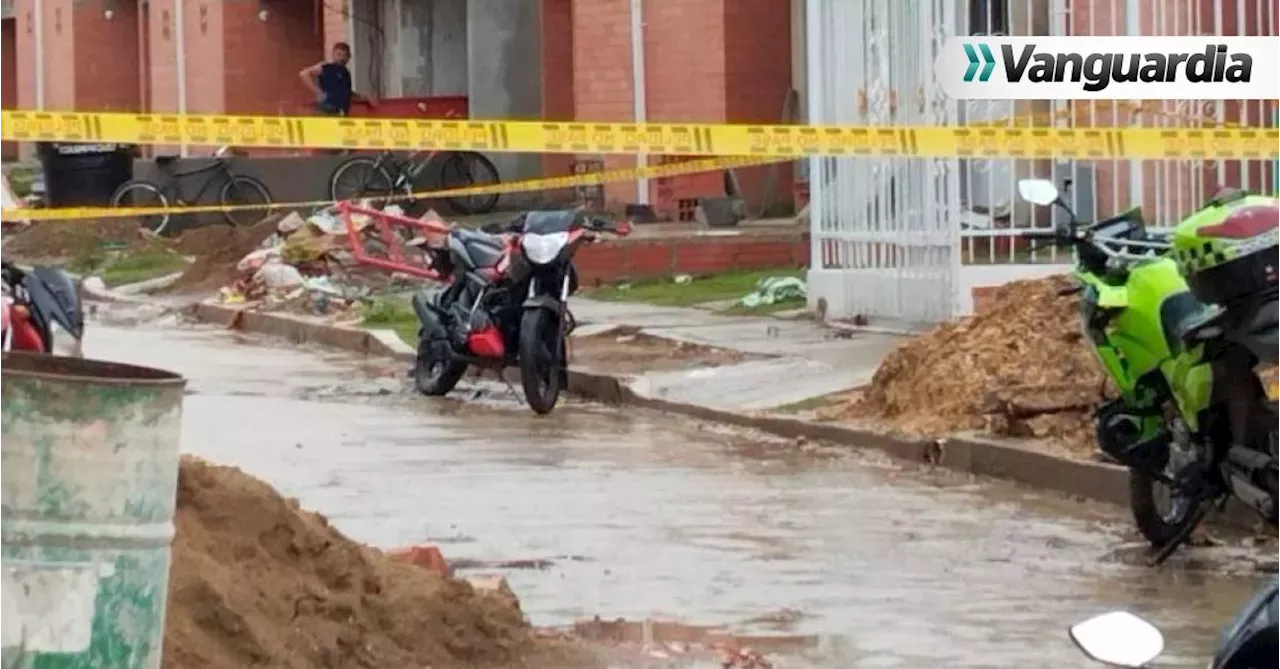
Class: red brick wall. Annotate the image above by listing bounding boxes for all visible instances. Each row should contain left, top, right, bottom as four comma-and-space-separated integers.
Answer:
2, 18, 17, 160
72, 0, 141, 112
42, 0, 76, 110
145, 0, 177, 115
322, 0, 349, 50
15, 3, 34, 119
571, 0, 637, 205
224, 1, 321, 116
643, 0, 725, 122
541, 0, 576, 183
565, 0, 795, 215
723, 0, 793, 212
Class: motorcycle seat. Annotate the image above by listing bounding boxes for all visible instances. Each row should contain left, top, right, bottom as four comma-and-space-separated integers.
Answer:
453, 228, 503, 248
450, 228, 505, 268
154, 154, 181, 165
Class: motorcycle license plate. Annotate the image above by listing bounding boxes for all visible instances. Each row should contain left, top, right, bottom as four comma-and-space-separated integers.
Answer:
1261, 366, 1280, 401
1266, 378, 1279, 402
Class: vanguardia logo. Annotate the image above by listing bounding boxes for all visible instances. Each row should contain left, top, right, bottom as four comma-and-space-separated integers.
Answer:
961, 42, 1253, 92
963, 44, 997, 82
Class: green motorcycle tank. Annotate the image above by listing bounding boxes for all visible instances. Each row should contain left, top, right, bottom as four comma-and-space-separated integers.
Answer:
1091, 257, 1191, 381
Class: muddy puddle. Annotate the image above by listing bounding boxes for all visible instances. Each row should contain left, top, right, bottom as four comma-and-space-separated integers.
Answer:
80, 316, 1273, 669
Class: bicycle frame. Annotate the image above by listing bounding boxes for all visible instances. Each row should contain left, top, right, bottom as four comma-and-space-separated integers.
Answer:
158, 160, 234, 204
372, 149, 442, 184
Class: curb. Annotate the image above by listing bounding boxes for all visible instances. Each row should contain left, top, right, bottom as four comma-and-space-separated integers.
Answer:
80, 275, 156, 306
114, 271, 185, 296
181, 301, 1263, 531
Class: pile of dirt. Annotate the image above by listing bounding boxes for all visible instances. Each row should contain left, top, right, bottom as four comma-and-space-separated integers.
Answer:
166, 217, 282, 293
1, 218, 150, 261
826, 276, 1104, 456
164, 456, 562, 669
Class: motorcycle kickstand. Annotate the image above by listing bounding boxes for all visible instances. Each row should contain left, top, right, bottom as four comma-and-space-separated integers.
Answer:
1147, 496, 1216, 567
499, 371, 521, 401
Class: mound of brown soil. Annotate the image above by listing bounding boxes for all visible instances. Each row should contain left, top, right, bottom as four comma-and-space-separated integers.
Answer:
1, 218, 150, 261
827, 276, 1104, 456
167, 217, 281, 293
164, 456, 558, 669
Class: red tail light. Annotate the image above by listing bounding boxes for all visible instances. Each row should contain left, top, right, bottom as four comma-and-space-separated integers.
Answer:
1199, 204, 1279, 239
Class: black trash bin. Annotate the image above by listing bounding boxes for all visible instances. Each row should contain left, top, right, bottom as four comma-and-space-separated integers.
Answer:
37, 142, 136, 208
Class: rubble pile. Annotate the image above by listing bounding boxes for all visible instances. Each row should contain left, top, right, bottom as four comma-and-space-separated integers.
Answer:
170, 204, 445, 319
163, 456, 569, 669
826, 276, 1106, 455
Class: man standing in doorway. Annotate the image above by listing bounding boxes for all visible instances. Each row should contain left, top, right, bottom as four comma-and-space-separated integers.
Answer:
299, 42, 374, 116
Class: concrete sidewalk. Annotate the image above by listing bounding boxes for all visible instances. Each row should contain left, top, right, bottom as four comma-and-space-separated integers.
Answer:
568, 298, 905, 411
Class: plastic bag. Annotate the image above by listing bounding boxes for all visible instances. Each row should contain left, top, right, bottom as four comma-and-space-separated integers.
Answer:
738, 276, 806, 308
255, 261, 304, 290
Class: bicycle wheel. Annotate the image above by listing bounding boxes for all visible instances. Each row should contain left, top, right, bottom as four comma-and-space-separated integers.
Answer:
329, 156, 398, 206
439, 152, 500, 215
110, 180, 172, 234
219, 175, 273, 227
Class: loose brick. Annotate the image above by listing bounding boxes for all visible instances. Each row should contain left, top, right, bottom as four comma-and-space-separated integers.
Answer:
388, 544, 450, 577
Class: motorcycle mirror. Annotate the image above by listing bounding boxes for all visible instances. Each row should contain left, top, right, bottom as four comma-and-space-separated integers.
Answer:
1069, 611, 1165, 668
1017, 179, 1061, 207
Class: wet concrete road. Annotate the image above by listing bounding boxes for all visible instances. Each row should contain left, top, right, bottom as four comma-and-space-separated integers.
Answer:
85, 317, 1271, 668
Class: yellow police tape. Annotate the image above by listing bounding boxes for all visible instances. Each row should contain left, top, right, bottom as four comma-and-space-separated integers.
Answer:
0, 154, 786, 223
3, 110, 1277, 160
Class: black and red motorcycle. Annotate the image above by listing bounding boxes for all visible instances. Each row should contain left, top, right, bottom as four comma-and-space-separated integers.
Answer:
410, 210, 631, 414
2, 261, 85, 356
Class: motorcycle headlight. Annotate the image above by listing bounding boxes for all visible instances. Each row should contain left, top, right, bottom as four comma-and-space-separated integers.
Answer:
522, 232, 570, 265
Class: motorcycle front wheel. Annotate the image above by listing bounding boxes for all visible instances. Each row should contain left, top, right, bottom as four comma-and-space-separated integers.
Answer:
1129, 469, 1200, 546
518, 308, 564, 415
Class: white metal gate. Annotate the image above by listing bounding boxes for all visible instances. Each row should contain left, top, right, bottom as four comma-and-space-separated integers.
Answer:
805, 0, 963, 327
805, 0, 1279, 326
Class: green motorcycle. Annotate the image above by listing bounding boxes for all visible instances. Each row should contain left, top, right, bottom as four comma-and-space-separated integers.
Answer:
1017, 178, 1278, 565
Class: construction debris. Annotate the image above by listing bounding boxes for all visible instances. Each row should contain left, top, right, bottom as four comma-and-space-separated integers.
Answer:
170, 203, 448, 320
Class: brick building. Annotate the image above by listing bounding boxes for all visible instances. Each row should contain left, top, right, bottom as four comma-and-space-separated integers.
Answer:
6, 0, 802, 216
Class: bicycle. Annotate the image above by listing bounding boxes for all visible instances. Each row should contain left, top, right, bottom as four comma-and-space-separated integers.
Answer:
109, 146, 274, 235
327, 148, 501, 216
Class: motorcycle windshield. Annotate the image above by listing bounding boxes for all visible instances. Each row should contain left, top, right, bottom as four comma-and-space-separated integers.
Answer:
26, 266, 85, 339
1212, 576, 1278, 668
522, 211, 579, 235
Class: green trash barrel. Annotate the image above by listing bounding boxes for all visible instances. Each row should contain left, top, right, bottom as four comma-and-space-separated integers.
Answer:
1, 353, 186, 669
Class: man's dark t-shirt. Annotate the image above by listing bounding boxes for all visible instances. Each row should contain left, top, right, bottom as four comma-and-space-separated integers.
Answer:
317, 63, 353, 115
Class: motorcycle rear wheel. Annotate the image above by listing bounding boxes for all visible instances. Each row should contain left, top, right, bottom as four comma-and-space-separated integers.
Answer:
519, 309, 563, 415
414, 332, 467, 396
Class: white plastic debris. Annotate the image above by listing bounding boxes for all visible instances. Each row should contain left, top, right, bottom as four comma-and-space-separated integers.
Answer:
306, 210, 345, 235
276, 210, 306, 234
255, 261, 304, 290
236, 247, 282, 274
